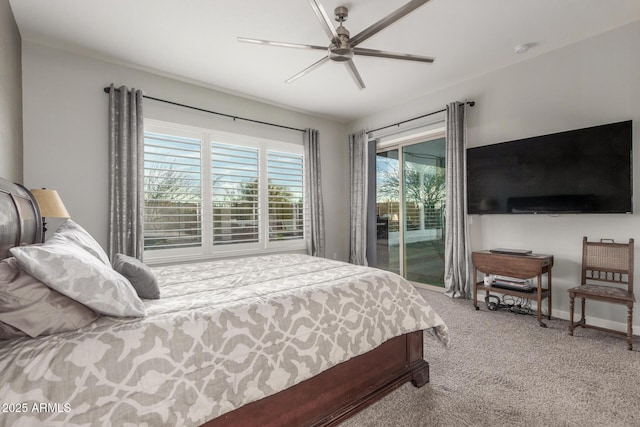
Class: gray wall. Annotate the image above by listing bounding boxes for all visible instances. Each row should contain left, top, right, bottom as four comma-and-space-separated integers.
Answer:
0, 0, 23, 183
20, 17, 640, 332
348, 22, 640, 332
21, 42, 350, 262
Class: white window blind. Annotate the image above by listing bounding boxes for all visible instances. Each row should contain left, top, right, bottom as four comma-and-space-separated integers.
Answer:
143, 121, 305, 261
211, 142, 259, 246
143, 132, 202, 251
267, 151, 304, 242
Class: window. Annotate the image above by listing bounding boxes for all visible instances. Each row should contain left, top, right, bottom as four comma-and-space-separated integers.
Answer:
143, 120, 305, 261
144, 132, 202, 251
211, 142, 260, 246
267, 151, 304, 242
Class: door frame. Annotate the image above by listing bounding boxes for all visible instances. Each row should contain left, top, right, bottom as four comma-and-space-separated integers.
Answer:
374, 125, 446, 287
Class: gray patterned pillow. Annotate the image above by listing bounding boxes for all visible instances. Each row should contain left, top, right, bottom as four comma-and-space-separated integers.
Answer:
0, 257, 99, 338
112, 253, 160, 299
10, 237, 146, 318
54, 219, 111, 265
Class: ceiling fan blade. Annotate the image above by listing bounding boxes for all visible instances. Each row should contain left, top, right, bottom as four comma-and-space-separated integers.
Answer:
238, 37, 326, 51
344, 60, 366, 89
350, 0, 431, 47
354, 47, 434, 63
285, 56, 330, 84
307, 0, 338, 40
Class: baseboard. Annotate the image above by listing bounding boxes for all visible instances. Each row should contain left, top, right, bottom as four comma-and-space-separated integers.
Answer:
416, 285, 639, 335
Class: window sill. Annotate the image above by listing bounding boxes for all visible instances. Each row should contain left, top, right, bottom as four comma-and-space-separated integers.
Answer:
144, 246, 308, 266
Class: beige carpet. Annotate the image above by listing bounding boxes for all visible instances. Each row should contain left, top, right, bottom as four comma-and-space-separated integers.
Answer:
341, 289, 639, 427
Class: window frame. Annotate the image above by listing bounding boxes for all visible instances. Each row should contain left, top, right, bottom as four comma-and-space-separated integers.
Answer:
143, 119, 306, 264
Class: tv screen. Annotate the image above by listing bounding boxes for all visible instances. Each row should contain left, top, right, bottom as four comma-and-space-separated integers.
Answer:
467, 120, 632, 214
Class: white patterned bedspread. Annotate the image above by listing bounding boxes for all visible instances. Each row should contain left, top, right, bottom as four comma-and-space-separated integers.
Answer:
0, 254, 448, 427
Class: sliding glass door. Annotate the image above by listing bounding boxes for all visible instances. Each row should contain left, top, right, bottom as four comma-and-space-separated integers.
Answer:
376, 137, 446, 287
402, 139, 446, 285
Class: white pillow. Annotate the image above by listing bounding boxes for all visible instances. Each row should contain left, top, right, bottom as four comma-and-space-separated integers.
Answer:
54, 219, 111, 265
10, 237, 145, 318
0, 257, 99, 338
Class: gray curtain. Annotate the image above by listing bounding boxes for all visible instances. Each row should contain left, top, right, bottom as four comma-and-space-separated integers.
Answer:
444, 101, 472, 298
349, 130, 368, 266
108, 84, 144, 260
303, 129, 325, 257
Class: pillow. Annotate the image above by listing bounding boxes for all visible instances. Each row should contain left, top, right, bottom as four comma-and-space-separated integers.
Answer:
54, 219, 111, 265
10, 237, 146, 318
0, 257, 99, 338
112, 253, 160, 299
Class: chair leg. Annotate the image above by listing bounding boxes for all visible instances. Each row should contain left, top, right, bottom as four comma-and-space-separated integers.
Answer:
580, 298, 586, 325
569, 293, 575, 336
627, 303, 634, 351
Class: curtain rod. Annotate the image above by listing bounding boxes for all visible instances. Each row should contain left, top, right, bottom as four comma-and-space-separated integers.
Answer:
367, 101, 475, 135
103, 86, 306, 133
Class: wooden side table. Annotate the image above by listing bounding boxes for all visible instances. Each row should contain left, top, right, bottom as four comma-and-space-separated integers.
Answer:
472, 250, 554, 327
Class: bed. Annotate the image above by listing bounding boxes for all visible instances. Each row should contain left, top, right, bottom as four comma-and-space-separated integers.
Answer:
0, 177, 449, 426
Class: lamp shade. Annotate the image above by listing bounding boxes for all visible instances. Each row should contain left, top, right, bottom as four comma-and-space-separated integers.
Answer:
30, 189, 70, 218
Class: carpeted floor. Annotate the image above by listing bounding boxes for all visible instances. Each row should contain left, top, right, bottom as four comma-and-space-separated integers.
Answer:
341, 289, 639, 427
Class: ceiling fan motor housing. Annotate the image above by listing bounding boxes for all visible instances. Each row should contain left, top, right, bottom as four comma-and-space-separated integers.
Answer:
328, 6, 352, 62
329, 25, 353, 61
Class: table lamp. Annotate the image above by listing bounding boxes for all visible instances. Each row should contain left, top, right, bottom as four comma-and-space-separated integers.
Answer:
30, 188, 70, 242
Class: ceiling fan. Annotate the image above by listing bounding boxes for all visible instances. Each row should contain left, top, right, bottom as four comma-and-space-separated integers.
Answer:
238, 0, 434, 89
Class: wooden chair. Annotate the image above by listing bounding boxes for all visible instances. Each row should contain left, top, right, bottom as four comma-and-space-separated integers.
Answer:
568, 237, 635, 350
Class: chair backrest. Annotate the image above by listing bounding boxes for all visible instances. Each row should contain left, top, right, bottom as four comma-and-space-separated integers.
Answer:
581, 237, 634, 294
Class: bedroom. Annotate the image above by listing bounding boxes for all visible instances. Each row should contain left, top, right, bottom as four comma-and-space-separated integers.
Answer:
1, 0, 639, 425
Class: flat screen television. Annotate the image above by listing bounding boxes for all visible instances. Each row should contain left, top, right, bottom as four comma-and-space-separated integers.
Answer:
467, 120, 632, 214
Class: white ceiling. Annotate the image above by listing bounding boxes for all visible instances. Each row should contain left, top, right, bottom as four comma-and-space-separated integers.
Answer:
9, 0, 640, 123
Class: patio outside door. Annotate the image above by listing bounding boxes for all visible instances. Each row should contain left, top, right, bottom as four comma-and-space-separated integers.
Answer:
375, 137, 446, 287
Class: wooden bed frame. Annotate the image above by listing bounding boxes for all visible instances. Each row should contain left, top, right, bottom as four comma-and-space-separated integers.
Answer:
0, 177, 430, 426
206, 331, 428, 427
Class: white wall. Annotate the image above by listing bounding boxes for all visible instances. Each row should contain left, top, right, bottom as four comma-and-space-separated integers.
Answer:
0, 0, 23, 183
348, 22, 640, 332
21, 42, 349, 261
21, 21, 640, 333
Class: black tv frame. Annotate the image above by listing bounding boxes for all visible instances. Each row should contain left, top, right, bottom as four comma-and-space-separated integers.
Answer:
466, 120, 633, 215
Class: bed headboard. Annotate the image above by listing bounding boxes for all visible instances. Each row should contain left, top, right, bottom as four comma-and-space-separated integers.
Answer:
0, 177, 42, 260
